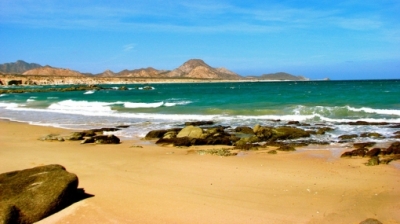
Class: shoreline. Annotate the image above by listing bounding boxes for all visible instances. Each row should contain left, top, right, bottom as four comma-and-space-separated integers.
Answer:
1, 119, 400, 223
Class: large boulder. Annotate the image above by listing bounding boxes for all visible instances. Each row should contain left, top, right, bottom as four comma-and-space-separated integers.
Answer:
0, 165, 79, 224
145, 130, 169, 140
177, 126, 203, 139
270, 126, 311, 141
386, 141, 400, 154
93, 135, 120, 144
235, 126, 254, 134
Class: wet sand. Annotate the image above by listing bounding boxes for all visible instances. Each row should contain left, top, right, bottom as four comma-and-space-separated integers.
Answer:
1, 119, 399, 224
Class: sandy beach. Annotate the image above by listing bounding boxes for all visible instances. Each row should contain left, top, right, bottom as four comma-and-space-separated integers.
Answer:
1, 119, 399, 224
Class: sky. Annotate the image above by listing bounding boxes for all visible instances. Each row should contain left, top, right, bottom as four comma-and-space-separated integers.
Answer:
0, 0, 399, 80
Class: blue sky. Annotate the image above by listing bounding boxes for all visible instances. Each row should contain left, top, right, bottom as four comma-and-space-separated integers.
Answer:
0, 0, 399, 80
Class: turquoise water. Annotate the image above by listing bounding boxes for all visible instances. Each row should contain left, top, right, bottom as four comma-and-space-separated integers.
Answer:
1, 80, 399, 142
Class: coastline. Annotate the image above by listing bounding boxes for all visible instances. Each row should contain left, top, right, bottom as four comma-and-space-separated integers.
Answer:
1, 119, 400, 223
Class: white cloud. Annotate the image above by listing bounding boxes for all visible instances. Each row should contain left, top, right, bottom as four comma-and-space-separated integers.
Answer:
123, 44, 136, 51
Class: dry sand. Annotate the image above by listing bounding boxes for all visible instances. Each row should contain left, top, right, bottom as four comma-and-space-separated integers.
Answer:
1, 119, 399, 224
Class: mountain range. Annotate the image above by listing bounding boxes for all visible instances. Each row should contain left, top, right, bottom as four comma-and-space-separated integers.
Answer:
0, 59, 309, 81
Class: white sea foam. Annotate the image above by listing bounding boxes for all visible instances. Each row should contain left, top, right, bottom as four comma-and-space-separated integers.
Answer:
47, 100, 115, 115
0, 94, 7, 97
346, 106, 400, 116
26, 99, 35, 102
84, 90, 95, 94
0, 102, 19, 109
124, 102, 164, 108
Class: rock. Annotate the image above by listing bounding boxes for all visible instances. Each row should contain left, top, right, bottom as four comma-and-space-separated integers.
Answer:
346, 121, 388, 126
163, 131, 178, 139
184, 121, 214, 126
235, 126, 254, 134
268, 150, 277, 154
177, 126, 203, 139
365, 156, 380, 166
316, 127, 334, 135
353, 142, 376, 149
81, 138, 95, 144
340, 148, 368, 157
386, 141, 400, 154
359, 218, 383, 224
287, 121, 300, 125
145, 130, 169, 139
270, 126, 310, 141
339, 134, 358, 140
366, 148, 381, 157
65, 132, 86, 141
116, 125, 130, 128
277, 145, 296, 151
254, 126, 273, 140
93, 135, 120, 144
39, 134, 64, 142
253, 124, 261, 133
0, 165, 79, 224
360, 132, 384, 138
118, 86, 128, 90
156, 137, 191, 147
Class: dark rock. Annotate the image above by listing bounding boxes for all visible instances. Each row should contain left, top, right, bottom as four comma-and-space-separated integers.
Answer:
118, 86, 128, 90
386, 141, 400, 154
390, 124, 400, 128
340, 151, 353, 158
366, 148, 381, 157
277, 144, 296, 151
116, 125, 130, 128
353, 142, 376, 149
235, 126, 254, 134
340, 148, 368, 157
93, 135, 120, 144
315, 127, 334, 135
163, 131, 178, 139
145, 130, 169, 140
184, 121, 214, 126
270, 126, 310, 141
65, 132, 86, 141
7, 80, 22, 85
268, 150, 277, 154
365, 156, 380, 166
0, 165, 79, 224
287, 121, 300, 125
339, 134, 358, 140
346, 121, 388, 126
359, 218, 383, 224
39, 134, 65, 142
254, 126, 273, 140
156, 137, 191, 147
360, 132, 384, 138
81, 138, 95, 144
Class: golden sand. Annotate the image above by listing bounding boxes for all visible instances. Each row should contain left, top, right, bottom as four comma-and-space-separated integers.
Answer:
1, 119, 399, 224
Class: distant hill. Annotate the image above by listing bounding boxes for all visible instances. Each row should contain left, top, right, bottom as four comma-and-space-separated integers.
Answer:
1, 59, 309, 81
248, 72, 309, 81
23, 66, 84, 77
96, 59, 241, 80
164, 59, 241, 79
96, 67, 166, 78
0, 60, 42, 73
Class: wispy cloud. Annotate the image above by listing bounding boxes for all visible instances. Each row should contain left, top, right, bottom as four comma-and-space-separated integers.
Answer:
123, 43, 136, 52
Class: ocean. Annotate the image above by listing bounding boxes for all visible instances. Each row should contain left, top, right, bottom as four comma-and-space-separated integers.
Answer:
1, 80, 400, 145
